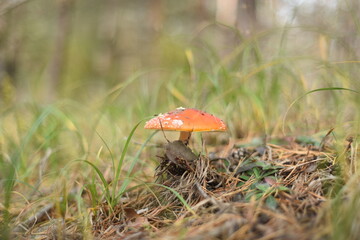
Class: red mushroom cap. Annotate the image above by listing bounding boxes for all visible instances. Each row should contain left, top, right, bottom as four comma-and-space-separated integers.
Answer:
144, 107, 227, 132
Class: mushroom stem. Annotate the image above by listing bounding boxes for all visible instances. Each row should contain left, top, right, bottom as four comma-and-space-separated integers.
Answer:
179, 131, 192, 144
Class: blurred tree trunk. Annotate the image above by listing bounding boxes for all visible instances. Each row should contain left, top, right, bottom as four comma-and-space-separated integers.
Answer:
216, 0, 257, 35
341, 0, 360, 59
149, 0, 163, 32
0, 8, 20, 104
237, 0, 257, 36
45, 0, 74, 102
195, 0, 210, 22
215, 0, 258, 58
216, 0, 238, 27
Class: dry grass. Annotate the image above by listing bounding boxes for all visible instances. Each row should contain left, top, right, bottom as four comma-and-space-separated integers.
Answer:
13, 135, 350, 240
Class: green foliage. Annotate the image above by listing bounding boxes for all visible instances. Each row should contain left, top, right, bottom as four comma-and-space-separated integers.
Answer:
237, 159, 289, 208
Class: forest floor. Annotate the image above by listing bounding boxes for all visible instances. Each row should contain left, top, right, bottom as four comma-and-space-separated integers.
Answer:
13, 133, 351, 240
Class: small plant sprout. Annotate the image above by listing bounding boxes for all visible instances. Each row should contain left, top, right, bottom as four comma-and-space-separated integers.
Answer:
144, 107, 227, 145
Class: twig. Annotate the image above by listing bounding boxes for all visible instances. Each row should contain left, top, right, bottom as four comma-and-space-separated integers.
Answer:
13, 188, 78, 233
319, 128, 334, 151
13, 202, 54, 233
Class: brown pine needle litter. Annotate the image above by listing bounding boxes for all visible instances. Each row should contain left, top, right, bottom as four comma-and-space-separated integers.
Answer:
16, 136, 354, 240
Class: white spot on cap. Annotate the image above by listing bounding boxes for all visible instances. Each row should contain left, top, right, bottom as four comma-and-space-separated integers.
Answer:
172, 119, 183, 127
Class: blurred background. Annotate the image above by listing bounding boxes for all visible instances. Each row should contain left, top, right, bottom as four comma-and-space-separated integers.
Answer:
1, 1, 360, 237
0, 0, 360, 138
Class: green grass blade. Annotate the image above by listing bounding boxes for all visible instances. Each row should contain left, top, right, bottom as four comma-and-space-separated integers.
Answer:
149, 183, 196, 215
78, 160, 111, 203
116, 131, 157, 200
96, 131, 116, 175
111, 119, 144, 206
282, 87, 360, 135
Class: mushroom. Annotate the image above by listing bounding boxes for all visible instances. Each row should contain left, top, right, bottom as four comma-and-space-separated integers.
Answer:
144, 107, 227, 144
